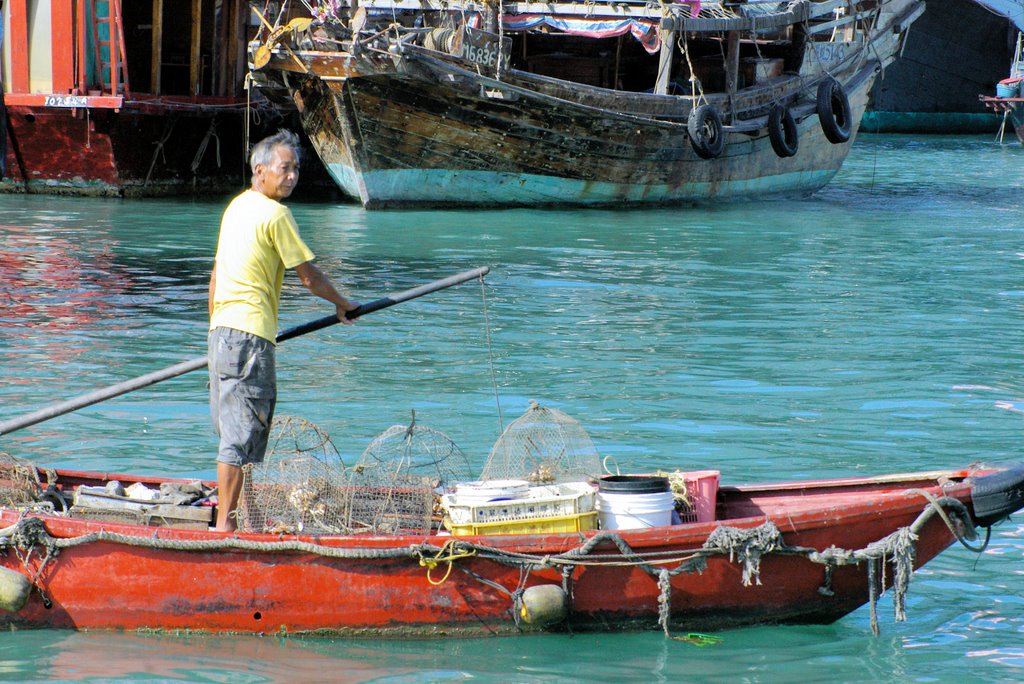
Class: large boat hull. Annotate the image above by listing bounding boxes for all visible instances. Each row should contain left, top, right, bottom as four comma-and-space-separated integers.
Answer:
1, 101, 249, 197
865, 0, 1020, 133
256, 0, 922, 208
295, 69, 862, 208
1014, 103, 1024, 142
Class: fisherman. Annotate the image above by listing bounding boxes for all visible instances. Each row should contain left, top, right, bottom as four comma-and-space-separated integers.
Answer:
207, 129, 359, 532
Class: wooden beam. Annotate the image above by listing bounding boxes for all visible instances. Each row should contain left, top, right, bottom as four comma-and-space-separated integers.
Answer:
190, 0, 202, 96
108, 1, 117, 94
77, 0, 87, 93
654, 30, 675, 96
3, 92, 123, 108
232, 0, 247, 94
8, 0, 30, 93
151, 0, 163, 94
50, 0, 75, 93
725, 30, 740, 95
214, 0, 224, 95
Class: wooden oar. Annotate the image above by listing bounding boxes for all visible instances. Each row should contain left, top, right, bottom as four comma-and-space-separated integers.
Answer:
0, 266, 490, 437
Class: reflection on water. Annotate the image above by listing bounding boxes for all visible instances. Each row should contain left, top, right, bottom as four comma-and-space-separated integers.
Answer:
0, 226, 130, 370
0, 134, 1023, 681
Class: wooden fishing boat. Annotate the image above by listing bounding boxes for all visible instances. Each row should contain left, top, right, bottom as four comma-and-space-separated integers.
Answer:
248, 0, 926, 208
2, 462, 1022, 637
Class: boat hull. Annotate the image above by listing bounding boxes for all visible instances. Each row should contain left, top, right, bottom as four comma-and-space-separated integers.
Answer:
0, 466, 1008, 637
1, 101, 249, 197
1011, 101, 1024, 143
865, 0, 1019, 133
294, 68, 863, 208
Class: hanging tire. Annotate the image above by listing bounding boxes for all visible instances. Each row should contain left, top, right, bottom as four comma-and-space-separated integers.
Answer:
817, 77, 852, 144
688, 104, 725, 160
768, 104, 798, 158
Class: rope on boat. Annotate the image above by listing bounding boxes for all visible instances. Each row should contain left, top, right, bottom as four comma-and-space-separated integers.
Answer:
0, 493, 984, 637
2, 516, 421, 559
419, 538, 477, 585
190, 116, 222, 176
702, 522, 784, 586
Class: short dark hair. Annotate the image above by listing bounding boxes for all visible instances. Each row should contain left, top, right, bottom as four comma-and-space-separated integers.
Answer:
250, 130, 301, 173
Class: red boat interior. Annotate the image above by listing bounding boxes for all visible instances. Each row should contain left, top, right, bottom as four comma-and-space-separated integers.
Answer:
2, 465, 979, 539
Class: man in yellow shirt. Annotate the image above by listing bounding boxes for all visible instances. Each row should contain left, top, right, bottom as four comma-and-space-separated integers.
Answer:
208, 130, 358, 532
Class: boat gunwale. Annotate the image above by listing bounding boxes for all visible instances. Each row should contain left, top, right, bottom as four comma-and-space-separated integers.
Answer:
0, 465, 985, 553
266, 25, 886, 134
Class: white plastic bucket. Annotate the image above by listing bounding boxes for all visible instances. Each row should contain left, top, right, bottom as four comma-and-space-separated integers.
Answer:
596, 490, 675, 530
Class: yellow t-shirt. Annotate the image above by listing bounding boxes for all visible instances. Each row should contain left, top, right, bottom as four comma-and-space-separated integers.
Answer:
210, 189, 315, 343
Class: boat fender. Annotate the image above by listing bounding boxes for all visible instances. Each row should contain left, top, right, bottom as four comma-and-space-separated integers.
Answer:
768, 104, 798, 158
518, 584, 568, 626
816, 77, 852, 144
0, 566, 32, 613
687, 104, 725, 160
967, 464, 1024, 527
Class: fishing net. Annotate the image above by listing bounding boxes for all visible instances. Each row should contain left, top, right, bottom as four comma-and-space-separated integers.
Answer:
0, 452, 44, 507
236, 416, 350, 535
348, 412, 472, 535
480, 401, 602, 484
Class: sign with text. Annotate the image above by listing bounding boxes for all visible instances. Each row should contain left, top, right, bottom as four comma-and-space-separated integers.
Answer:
460, 27, 511, 71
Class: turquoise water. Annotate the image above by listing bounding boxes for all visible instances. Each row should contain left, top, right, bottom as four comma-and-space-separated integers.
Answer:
1, 134, 1023, 682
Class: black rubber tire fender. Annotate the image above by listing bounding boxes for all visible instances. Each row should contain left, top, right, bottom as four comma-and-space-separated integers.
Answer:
688, 104, 725, 160
816, 77, 852, 144
768, 104, 799, 158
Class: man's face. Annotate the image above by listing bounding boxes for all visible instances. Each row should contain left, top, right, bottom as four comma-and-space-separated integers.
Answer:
256, 144, 299, 200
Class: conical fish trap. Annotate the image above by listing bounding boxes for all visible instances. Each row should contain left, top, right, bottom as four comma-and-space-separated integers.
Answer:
349, 412, 472, 535
481, 401, 601, 484
237, 417, 350, 534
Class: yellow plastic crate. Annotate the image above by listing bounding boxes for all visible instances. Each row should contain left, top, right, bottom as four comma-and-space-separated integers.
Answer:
446, 511, 598, 537
442, 482, 595, 526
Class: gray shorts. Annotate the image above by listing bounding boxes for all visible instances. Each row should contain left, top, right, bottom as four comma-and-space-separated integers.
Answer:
208, 327, 277, 467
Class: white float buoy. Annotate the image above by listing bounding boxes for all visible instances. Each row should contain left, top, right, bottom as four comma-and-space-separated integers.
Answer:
0, 566, 31, 613
519, 584, 567, 626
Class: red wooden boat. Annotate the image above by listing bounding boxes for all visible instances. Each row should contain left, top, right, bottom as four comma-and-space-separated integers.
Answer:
1, 463, 1022, 637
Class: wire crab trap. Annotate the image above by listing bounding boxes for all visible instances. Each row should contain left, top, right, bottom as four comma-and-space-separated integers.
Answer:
236, 416, 350, 535
480, 401, 602, 485
347, 411, 473, 535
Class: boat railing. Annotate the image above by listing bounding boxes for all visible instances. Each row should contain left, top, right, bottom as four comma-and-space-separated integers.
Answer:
320, 0, 870, 35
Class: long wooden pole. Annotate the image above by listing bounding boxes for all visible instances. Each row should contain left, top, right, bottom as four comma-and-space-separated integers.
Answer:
0, 266, 490, 436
